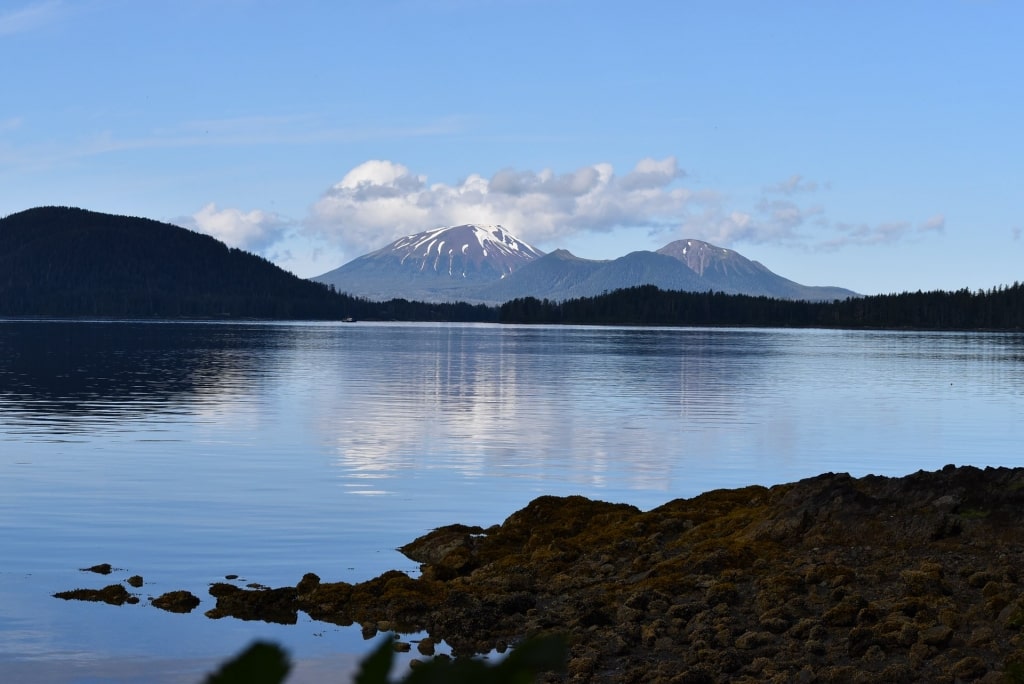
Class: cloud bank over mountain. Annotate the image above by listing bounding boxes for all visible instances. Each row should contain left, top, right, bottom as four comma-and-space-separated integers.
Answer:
305, 157, 691, 255
184, 156, 946, 283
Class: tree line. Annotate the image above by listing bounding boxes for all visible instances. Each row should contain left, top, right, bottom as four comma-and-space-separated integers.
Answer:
497, 283, 1024, 330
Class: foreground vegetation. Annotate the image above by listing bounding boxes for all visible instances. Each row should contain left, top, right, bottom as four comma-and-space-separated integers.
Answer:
205, 635, 565, 684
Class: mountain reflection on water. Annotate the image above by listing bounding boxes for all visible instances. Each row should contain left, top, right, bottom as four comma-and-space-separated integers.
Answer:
305, 324, 783, 495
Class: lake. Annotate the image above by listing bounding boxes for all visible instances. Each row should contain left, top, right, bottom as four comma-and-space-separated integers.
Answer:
1, 320, 1022, 682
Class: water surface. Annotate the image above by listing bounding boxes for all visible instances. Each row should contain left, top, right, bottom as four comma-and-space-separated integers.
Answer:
1, 320, 1021, 681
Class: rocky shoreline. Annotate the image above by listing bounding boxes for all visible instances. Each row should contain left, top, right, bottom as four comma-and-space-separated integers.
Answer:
58, 465, 1024, 682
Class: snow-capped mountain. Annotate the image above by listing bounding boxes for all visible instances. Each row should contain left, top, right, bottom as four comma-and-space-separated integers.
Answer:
386, 224, 543, 278
312, 225, 545, 302
311, 227, 859, 304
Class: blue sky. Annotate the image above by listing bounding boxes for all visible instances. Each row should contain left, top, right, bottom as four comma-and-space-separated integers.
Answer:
1, 0, 1021, 295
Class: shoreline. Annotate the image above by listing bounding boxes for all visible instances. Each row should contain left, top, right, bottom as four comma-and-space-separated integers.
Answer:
57, 465, 1024, 682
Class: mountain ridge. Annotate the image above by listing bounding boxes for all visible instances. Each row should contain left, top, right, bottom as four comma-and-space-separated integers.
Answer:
313, 225, 859, 303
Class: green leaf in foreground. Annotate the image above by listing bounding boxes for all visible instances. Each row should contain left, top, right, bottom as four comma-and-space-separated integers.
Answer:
203, 641, 291, 684
204, 634, 566, 684
353, 635, 396, 684
402, 634, 567, 684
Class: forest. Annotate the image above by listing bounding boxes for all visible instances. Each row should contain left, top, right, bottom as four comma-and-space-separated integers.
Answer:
497, 284, 1024, 330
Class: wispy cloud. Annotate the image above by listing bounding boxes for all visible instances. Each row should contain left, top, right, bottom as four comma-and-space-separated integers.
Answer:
0, 1, 64, 36
817, 214, 947, 251
0, 114, 465, 173
763, 174, 821, 195
152, 114, 466, 147
919, 214, 946, 234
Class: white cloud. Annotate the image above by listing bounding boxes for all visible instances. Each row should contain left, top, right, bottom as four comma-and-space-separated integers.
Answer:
191, 158, 943, 275
919, 214, 945, 234
811, 213, 947, 251
183, 203, 290, 252
0, 1, 63, 36
303, 159, 948, 261
308, 157, 691, 254
819, 221, 914, 250
763, 174, 819, 195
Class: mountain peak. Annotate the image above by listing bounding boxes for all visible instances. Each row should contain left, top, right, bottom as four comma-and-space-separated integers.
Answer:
312, 224, 545, 300
657, 239, 740, 277
383, 224, 543, 275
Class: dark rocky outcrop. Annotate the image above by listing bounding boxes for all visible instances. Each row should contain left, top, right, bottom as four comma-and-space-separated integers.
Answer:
67, 466, 1024, 681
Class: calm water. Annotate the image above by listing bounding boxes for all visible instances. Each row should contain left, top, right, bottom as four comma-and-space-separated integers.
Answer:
1, 320, 1022, 682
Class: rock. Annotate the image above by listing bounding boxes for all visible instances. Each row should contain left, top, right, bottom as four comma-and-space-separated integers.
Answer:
152, 590, 200, 613
296, 572, 320, 595
416, 638, 436, 656
951, 655, 988, 680
204, 583, 298, 624
54, 584, 132, 605
920, 625, 954, 647
62, 465, 1024, 683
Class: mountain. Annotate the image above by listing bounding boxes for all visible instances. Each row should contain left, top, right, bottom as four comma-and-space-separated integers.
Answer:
471, 249, 605, 302
474, 249, 707, 303
657, 239, 858, 301
312, 224, 543, 302
0, 206, 350, 318
313, 225, 859, 303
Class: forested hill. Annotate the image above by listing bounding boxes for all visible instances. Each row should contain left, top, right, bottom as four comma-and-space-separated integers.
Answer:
0, 206, 353, 318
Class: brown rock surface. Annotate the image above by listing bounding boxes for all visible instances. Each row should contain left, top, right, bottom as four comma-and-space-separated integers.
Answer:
204, 465, 1024, 681
152, 590, 201, 613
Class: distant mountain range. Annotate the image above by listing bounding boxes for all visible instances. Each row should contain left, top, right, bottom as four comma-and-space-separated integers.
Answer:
313, 225, 859, 303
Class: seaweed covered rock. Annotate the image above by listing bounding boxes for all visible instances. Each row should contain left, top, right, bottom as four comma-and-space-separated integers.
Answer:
346, 466, 1024, 681
62, 465, 1024, 682
54, 584, 136, 606
152, 590, 201, 613
205, 583, 298, 624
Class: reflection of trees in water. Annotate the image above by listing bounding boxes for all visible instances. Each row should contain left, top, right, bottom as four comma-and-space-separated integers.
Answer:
0, 321, 284, 423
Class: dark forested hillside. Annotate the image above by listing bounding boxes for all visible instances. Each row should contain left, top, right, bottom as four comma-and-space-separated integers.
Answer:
0, 206, 358, 318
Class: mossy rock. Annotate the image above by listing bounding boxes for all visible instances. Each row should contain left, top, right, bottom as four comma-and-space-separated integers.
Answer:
152, 590, 201, 613
54, 584, 135, 605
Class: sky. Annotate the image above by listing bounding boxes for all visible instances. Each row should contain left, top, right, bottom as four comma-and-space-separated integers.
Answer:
1, 0, 1021, 296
